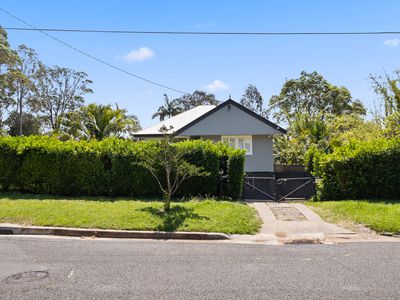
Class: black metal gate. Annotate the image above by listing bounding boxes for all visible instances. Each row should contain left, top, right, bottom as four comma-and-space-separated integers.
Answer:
243, 175, 315, 202
243, 176, 276, 201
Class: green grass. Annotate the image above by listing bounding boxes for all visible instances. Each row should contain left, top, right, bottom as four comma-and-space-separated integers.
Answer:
307, 200, 400, 234
0, 193, 261, 234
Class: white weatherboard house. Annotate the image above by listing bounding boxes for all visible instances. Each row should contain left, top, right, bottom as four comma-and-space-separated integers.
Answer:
134, 99, 286, 173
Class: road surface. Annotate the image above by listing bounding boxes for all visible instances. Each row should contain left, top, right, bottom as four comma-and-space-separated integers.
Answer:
0, 236, 399, 299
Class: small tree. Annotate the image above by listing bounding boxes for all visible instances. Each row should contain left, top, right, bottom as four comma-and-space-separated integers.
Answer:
138, 126, 209, 212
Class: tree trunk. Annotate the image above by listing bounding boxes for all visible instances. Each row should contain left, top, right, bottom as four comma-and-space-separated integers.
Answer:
19, 98, 23, 136
164, 167, 172, 212
164, 192, 171, 212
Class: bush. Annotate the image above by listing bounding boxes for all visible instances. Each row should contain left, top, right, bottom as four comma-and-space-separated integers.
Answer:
311, 138, 400, 200
0, 136, 245, 199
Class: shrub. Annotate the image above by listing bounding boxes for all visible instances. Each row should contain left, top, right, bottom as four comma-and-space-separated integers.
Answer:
0, 136, 245, 199
312, 138, 400, 200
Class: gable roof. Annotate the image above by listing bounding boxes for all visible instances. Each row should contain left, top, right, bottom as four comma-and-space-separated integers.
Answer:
134, 105, 216, 136
134, 99, 287, 137
175, 99, 287, 135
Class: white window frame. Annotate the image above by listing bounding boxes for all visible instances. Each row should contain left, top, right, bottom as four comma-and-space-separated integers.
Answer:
221, 135, 253, 155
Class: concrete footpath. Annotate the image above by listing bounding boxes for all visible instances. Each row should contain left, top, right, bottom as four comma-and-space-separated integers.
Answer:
233, 202, 398, 245
254, 202, 352, 235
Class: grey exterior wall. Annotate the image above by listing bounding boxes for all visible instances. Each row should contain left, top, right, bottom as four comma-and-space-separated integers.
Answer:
246, 135, 274, 172
178, 104, 281, 136
199, 135, 274, 172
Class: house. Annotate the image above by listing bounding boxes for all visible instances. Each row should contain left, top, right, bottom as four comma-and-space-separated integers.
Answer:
134, 99, 286, 175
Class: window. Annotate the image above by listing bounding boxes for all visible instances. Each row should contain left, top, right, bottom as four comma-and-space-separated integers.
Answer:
221, 135, 253, 155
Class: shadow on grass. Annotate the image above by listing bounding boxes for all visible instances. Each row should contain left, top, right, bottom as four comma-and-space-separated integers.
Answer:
139, 206, 210, 232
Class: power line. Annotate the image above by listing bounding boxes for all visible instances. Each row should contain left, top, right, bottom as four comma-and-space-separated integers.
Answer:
0, 7, 187, 94
2, 26, 400, 36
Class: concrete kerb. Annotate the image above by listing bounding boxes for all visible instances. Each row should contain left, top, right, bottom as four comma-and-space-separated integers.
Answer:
0, 224, 229, 240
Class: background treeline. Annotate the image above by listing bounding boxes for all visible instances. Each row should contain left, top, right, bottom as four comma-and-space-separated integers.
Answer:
235, 72, 399, 201
0, 28, 141, 140
0, 136, 245, 199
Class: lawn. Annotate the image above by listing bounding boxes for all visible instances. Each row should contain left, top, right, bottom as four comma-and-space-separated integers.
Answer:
0, 193, 261, 234
307, 200, 400, 234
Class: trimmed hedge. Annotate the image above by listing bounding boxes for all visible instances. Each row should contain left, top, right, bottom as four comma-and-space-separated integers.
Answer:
310, 139, 400, 200
0, 136, 245, 199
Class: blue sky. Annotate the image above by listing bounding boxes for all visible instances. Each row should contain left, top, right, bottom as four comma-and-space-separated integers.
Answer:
1, 0, 400, 127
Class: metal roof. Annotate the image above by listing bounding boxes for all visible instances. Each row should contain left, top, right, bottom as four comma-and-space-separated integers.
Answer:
135, 105, 216, 136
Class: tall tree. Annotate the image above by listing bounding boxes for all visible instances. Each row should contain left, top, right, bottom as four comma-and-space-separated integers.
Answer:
268, 71, 366, 123
152, 94, 181, 121
64, 103, 140, 140
0, 27, 21, 133
370, 70, 400, 117
30, 65, 93, 132
240, 84, 267, 117
11, 45, 40, 136
175, 90, 219, 111
5, 111, 41, 136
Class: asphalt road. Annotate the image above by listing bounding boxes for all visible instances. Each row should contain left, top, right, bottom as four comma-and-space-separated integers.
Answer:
0, 236, 399, 300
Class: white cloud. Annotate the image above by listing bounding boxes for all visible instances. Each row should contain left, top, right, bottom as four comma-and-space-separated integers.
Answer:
119, 47, 155, 62
384, 38, 400, 47
205, 80, 229, 92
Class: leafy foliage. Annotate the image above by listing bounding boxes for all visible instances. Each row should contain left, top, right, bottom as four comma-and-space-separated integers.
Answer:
65, 103, 141, 140
30, 65, 93, 131
0, 27, 22, 132
274, 113, 330, 164
268, 71, 366, 123
152, 91, 219, 121
152, 94, 182, 121
370, 70, 400, 117
0, 136, 245, 199
174, 90, 219, 111
137, 126, 210, 211
384, 112, 400, 139
309, 138, 400, 200
240, 84, 267, 117
5, 112, 41, 136
10, 45, 41, 136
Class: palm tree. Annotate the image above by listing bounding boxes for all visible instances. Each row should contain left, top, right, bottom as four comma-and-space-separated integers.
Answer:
152, 94, 181, 121
79, 103, 140, 140
289, 113, 330, 153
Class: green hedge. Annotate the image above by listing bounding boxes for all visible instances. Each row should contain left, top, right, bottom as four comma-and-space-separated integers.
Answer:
0, 136, 245, 199
310, 139, 400, 200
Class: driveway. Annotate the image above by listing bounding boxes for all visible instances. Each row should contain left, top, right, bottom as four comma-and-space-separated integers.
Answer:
253, 202, 352, 235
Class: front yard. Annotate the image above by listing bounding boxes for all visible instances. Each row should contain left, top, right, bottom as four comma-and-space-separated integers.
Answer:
307, 200, 400, 234
0, 193, 261, 234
